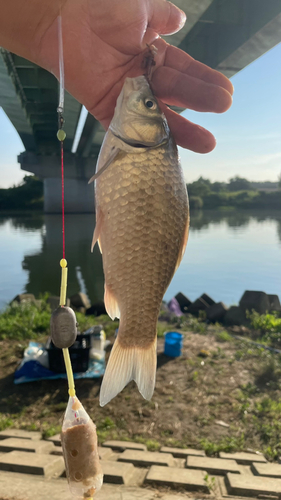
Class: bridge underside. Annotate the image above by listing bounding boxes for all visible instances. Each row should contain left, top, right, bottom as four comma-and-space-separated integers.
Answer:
0, 0, 280, 212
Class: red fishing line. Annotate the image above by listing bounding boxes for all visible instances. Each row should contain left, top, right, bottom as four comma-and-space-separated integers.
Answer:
61, 139, 66, 260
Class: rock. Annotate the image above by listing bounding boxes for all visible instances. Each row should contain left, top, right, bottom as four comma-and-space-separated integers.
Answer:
47, 296, 70, 312
86, 301, 107, 316
198, 349, 210, 358
70, 292, 91, 309
206, 302, 228, 322
215, 420, 230, 428
239, 290, 270, 314
200, 293, 215, 306
223, 306, 248, 326
188, 297, 209, 316
175, 293, 192, 313
11, 294, 35, 304
75, 307, 86, 314
167, 298, 182, 317
268, 294, 281, 312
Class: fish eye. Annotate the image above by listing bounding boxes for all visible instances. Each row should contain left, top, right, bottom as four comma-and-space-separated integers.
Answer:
144, 98, 157, 110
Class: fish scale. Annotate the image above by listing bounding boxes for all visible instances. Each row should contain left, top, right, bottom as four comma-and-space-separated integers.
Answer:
92, 76, 189, 406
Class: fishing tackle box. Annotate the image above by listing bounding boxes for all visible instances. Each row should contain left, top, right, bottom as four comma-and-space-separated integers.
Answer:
46, 325, 104, 373
46, 334, 90, 373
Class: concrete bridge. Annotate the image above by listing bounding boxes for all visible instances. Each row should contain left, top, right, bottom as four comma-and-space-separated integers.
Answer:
1, 0, 281, 213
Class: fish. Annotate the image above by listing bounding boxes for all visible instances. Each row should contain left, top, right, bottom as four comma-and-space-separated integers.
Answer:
90, 75, 189, 407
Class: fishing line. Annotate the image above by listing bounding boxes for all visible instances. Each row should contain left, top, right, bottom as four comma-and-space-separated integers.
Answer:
50, 14, 103, 499
56, 11, 75, 397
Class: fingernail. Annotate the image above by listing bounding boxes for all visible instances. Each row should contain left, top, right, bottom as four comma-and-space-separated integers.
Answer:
178, 9, 186, 30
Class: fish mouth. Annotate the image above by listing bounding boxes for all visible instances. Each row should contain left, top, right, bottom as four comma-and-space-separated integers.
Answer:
112, 133, 168, 149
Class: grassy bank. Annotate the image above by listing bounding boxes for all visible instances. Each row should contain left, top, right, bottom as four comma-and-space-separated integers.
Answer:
1, 297, 281, 460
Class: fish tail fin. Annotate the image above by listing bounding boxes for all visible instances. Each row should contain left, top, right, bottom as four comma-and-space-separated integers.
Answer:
99, 336, 157, 407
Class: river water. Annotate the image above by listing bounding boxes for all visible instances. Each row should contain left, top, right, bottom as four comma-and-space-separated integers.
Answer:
0, 209, 280, 312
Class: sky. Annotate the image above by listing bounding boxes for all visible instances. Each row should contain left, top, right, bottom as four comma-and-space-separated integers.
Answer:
0, 42, 281, 188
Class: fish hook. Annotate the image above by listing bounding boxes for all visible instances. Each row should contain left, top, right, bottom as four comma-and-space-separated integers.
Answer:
142, 44, 157, 83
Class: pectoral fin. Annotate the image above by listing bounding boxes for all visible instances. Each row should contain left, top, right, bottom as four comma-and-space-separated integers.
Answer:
88, 147, 121, 183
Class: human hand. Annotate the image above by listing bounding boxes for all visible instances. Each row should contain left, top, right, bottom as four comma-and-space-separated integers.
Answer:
0, 0, 233, 153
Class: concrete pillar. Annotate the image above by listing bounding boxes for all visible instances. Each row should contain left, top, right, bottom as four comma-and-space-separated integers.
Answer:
44, 178, 94, 213
18, 151, 97, 213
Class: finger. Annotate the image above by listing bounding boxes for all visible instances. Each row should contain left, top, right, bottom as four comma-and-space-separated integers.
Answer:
163, 43, 234, 95
146, 0, 186, 36
161, 104, 216, 153
152, 66, 233, 113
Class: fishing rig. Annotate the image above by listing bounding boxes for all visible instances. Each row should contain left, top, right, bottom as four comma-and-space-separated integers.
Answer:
49, 15, 103, 499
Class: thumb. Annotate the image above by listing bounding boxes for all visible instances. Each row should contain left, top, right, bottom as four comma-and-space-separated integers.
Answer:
146, 0, 186, 36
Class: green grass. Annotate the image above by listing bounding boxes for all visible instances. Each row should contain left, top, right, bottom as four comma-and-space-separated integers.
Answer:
215, 330, 233, 342
42, 424, 61, 439
0, 295, 119, 341
0, 414, 14, 431
200, 435, 245, 456
0, 298, 51, 340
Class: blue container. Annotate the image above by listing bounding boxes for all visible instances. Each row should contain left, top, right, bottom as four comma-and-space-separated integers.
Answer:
164, 331, 183, 357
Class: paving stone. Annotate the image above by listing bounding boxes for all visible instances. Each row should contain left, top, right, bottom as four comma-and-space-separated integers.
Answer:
0, 473, 156, 500
219, 451, 267, 464
251, 462, 281, 478
160, 447, 205, 458
145, 465, 209, 493
0, 437, 54, 454
102, 440, 147, 451
0, 429, 41, 441
0, 451, 65, 478
46, 433, 61, 446
118, 450, 175, 467
225, 471, 281, 497
102, 460, 135, 484
51, 446, 63, 456
98, 446, 113, 460
161, 497, 193, 500
186, 456, 241, 475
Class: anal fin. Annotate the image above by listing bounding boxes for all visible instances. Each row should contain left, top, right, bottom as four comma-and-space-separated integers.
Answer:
99, 336, 157, 407
91, 209, 103, 253
104, 283, 120, 320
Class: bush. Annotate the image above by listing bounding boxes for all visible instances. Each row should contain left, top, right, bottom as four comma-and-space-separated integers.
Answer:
248, 311, 281, 346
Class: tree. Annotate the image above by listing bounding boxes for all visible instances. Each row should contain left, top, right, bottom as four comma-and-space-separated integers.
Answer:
187, 177, 212, 197
227, 176, 251, 192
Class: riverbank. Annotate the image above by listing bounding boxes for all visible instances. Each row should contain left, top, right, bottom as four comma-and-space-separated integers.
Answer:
0, 298, 281, 461
1, 175, 281, 212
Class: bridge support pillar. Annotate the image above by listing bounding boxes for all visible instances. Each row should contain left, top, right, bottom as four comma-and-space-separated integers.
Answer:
18, 151, 96, 213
